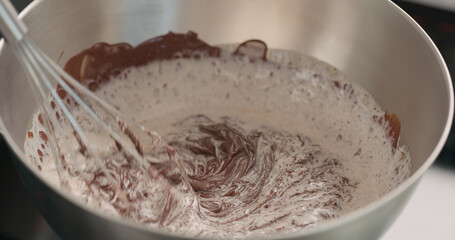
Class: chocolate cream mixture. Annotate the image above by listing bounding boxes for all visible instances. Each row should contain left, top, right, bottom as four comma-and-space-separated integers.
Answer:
24, 32, 411, 238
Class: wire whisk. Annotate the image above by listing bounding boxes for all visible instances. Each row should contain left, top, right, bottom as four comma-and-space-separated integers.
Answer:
0, 0, 192, 221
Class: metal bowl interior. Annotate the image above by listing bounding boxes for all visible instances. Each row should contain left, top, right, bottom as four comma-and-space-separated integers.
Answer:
0, 0, 452, 239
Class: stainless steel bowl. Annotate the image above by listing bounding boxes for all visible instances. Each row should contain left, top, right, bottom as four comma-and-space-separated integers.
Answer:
0, 0, 452, 239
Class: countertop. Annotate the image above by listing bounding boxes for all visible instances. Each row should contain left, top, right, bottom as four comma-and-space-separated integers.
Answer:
383, 167, 455, 240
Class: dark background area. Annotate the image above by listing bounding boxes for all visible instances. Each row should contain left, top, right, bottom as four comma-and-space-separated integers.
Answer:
0, 0, 454, 239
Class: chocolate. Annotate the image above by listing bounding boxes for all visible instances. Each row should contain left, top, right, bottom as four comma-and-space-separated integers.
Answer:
63, 31, 220, 92
23, 31, 411, 237
62, 31, 400, 152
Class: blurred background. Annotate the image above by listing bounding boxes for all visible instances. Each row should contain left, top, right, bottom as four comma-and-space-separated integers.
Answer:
0, 0, 454, 239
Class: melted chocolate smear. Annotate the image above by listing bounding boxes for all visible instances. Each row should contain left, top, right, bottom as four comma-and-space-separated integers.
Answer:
152, 115, 358, 228
234, 39, 268, 60
373, 113, 401, 150
384, 113, 401, 150
59, 31, 221, 98
184, 123, 259, 192
51, 31, 404, 235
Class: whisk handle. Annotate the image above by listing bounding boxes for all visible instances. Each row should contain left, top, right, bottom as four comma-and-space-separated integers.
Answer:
0, 0, 27, 43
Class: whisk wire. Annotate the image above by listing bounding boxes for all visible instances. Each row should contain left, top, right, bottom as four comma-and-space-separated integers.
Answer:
42, 50, 193, 189
42, 49, 159, 179
0, 0, 193, 221
12, 41, 69, 182
15, 37, 135, 203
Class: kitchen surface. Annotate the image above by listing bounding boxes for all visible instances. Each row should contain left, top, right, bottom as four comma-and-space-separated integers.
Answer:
0, 0, 454, 239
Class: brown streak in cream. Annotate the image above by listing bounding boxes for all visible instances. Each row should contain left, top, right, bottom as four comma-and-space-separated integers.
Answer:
38, 31, 405, 235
